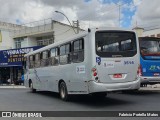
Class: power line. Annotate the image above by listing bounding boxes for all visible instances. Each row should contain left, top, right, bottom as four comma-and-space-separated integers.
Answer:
79, 2, 137, 27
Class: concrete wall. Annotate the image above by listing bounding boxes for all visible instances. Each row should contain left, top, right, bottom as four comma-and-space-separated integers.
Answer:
0, 30, 13, 50
27, 37, 37, 47
11, 20, 84, 49
21, 37, 28, 48
53, 22, 80, 42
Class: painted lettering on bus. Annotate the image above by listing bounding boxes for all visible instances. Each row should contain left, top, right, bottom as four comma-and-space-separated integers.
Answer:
124, 61, 134, 65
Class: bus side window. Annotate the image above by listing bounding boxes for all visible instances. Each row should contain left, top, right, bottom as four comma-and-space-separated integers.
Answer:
56, 47, 60, 64
35, 53, 40, 68
72, 39, 84, 63
50, 48, 59, 65
60, 43, 71, 65
29, 55, 35, 69
22, 60, 27, 71
41, 51, 49, 67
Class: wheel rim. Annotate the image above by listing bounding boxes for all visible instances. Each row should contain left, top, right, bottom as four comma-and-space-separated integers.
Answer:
60, 83, 66, 99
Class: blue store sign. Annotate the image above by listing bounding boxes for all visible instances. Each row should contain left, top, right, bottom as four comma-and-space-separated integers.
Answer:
0, 46, 43, 67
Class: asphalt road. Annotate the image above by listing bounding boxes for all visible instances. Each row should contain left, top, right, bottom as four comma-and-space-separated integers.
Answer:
0, 88, 160, 120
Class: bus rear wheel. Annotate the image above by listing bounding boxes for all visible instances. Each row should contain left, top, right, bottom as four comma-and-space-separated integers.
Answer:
59, 82, 69, 101
29, 81, 36, 93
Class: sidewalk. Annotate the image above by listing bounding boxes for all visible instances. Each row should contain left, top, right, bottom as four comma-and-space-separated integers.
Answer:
0, 84, 26, 88
140, 84, 160, 91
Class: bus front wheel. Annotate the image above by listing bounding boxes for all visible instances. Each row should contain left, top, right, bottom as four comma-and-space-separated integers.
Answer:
59, 81, 69, 101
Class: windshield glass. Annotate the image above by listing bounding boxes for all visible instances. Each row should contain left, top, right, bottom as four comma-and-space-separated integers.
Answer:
140, 39, 160, 56
95, 31, 137, 57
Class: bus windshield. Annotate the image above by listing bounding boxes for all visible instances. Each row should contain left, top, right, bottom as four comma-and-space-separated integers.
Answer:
140, 39, 160, 56
95, 31, 137, 57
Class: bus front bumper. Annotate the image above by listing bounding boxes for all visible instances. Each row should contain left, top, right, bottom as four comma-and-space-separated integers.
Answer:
88, 78, 140, 93
140, 76, 160, 84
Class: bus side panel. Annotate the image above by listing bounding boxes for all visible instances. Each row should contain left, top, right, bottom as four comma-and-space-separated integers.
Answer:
65, 35, 91, 94
140, 56, 160, 84
25, 35, 91, 94
28, 68, 42, 90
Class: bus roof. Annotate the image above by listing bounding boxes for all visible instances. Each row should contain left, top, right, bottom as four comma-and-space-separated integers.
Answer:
24, 27, 135, 57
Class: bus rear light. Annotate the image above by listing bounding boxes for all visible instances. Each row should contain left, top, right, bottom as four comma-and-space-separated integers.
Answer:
92, 68, 97, 72
93, 72, 97, 76
91, 66, 100, 82
137, 65, 142, 76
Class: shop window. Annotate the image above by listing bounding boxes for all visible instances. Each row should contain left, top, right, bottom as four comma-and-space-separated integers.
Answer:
15, 40, 22, 48
37, 35, 54, 46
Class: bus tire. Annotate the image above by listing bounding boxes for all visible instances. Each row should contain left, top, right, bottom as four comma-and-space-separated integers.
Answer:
91, 92, 107, 99
59, 81, 69, 101
29, 81, 36, 93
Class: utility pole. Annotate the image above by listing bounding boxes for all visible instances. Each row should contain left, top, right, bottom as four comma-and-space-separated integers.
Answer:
118, 4, 121, 27
55, 11, 77, 34
116, 3, 121, 27
73, 20, 79, 34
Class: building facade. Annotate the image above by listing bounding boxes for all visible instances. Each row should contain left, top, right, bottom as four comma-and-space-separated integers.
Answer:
142, 28, 160, 38
0, 19, 83, 84
133, 27, 160, 38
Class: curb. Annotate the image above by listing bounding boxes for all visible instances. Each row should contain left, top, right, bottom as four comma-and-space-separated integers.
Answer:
140, 88, 160, 91
0, 85, 160, 90
140, 84, 160, 91
0, 86, 26, 88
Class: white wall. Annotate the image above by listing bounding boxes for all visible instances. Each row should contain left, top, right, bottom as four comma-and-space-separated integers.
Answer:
143, 28, 160, 37
21, 37, 29, 48
11, 21, 84, 49
54, 22, 79, 42
27, 37, 37, 47
0, 30, 13, 50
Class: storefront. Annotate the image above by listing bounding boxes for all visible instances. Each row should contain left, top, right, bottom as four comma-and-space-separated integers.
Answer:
0, 46, 42, 84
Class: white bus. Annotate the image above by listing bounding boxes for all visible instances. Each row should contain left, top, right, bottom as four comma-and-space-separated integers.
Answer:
24, 28, 141, 101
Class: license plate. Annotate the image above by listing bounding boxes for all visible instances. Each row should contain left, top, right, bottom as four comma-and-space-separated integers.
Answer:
113, 74, 122, 78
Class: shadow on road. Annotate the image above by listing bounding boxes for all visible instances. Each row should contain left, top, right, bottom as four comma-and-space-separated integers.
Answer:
68, 95, 133, 107
26, 89, 160, 108
28, 91, 134, 107
121, 90, 160, 96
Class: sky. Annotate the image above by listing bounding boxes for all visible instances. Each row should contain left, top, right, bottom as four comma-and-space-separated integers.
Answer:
0, 0, 159, 30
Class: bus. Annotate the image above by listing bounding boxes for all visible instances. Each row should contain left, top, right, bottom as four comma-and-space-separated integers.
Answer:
24, 28, 140, 101
139, 37, 160, 86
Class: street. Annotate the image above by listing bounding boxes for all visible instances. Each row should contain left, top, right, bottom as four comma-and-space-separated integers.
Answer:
0, 87, 160, 120
0, 88, 160, 111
